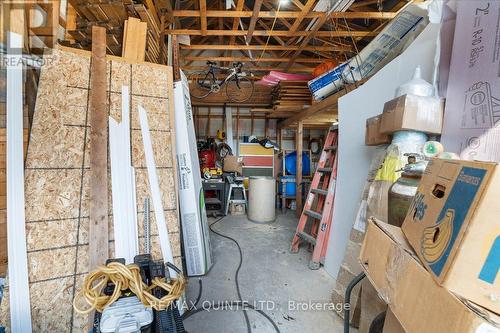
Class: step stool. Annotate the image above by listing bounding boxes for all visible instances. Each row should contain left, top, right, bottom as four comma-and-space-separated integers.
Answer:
225, 183, 247, 215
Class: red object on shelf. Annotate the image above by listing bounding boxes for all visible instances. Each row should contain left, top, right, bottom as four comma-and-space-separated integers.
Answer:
199, 149, 216, 170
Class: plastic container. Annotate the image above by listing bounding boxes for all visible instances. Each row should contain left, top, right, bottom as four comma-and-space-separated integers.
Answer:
284, 151, 311, 175
248, 176, 276, 223
278, 175, 296, 196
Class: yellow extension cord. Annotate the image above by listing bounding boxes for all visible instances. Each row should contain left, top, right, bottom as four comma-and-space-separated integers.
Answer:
73, 261, 186, 314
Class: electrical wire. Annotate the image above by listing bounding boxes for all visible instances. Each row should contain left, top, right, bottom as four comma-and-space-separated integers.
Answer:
182, 216, 280, 333
73, 262, 186, 314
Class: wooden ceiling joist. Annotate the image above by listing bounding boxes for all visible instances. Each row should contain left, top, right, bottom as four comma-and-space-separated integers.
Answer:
229, 0, 245, 45
288, 0, 317, 34
180, 44, 352, 51
246, 0, 264, 43
165, 29, 378, 37
182, 65, 314, 73
183, 56, 325, 63
172, 10, 397, 19
285, 12, 330, 69
199, 0, 207, 35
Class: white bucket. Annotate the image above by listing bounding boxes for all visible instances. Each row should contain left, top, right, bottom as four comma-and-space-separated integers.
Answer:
248, 176, 276, 223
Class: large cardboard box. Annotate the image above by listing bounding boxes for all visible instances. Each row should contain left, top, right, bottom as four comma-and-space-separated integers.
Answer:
380, 94, 443, 134
223, 155, 243, 174
382, 309, 405, 333
366, 115, 391, 146
401, 158, 500, 314
360, 219, 500, 332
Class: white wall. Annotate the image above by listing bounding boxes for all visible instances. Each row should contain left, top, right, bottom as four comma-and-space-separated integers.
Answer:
324, 23, 442, 278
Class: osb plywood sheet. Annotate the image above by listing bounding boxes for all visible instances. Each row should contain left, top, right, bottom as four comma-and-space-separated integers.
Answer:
0, 48, 180, 333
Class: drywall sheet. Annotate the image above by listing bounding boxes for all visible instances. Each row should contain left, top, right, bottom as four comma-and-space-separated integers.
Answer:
0, 48, 181, 332
440, 0, 500, 161
324, 23, 441, 278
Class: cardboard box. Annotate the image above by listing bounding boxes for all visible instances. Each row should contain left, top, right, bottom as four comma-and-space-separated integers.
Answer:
382, 309, 405, 333
401, 158, 500, 314
360, 219, 500, 332
359, 278, 387, 333
365, 115, 391, 146
223, 156, 243, 174
380, 94, 443, 134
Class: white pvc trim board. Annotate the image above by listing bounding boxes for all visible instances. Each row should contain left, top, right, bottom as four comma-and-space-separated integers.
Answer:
138, 105, 176, 277
6, 31, 33, 333
109, 85, 139, 263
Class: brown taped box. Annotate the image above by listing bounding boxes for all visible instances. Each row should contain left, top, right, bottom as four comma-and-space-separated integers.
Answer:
366, 114, 391, 146
383, 308, 405, 333
359, 278, 387, 333
402, 158, 500, 314
380, 94, 444, 134
360, 218, 500, 332
223, 155, 243, 174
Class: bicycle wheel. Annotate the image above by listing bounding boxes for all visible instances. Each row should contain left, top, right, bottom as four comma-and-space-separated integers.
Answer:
188, 71, 214, 99
226, 76, 254, 103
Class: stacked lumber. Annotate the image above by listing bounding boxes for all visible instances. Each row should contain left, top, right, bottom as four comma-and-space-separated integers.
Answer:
272, 80, 312, 112
64, 0, 166, 63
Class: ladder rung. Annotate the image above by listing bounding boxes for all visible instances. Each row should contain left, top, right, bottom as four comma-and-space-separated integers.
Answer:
324, 146, 337, 151
304, 209, 323, 220
317, 167, 333, 173
296, 231, 317, 246
311, 188, 328, 196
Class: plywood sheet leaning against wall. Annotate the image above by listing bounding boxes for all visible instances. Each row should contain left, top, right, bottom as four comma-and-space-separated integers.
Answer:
0, 47, 181, 332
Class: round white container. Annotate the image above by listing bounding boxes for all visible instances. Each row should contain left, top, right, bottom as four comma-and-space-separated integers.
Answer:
248, 176, 276, 223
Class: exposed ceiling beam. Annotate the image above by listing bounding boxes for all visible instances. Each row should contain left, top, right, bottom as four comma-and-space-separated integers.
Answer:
183, 55, 325, 63
180, 44, 352, 51
285, 13, 329, 70
199, 0, 207, 35
256, 19, 286, 46
182, 65, 314, 73
246, 0, 264, 43
349, 0, 383, 9
172, 10, 397, 19
289, 0, 316, 34
260, 2, 293, 29
165, 29, 378, 37
291, 0, 305, 10
229, 0, 245, 45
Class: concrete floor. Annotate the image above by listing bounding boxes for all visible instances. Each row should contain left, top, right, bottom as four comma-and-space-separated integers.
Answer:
183, 211, 348, 333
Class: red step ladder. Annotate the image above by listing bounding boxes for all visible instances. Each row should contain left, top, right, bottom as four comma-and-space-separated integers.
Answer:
291, 126, 338, 269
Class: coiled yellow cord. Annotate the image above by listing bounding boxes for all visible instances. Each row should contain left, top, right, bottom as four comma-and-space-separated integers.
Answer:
73, 261, 186, 314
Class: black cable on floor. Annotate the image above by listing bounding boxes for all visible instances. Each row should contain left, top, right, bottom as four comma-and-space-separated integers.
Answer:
182, 216, 280, 333
209, 216, 251, 333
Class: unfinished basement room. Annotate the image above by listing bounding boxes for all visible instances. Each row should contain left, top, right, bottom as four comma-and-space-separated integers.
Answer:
0, 0, 499, 332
